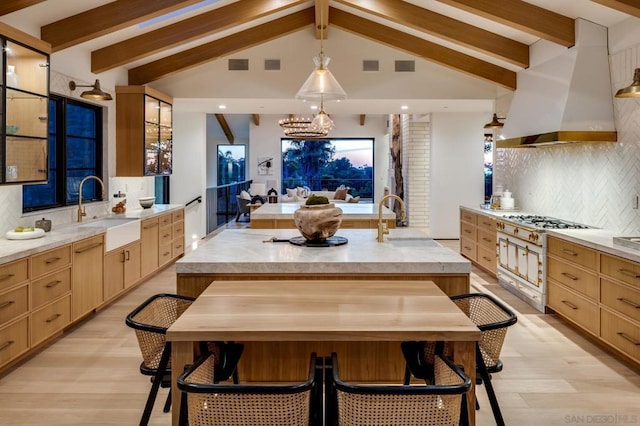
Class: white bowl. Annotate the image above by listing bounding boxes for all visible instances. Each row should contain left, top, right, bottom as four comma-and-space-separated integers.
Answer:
139, 197, 155, 209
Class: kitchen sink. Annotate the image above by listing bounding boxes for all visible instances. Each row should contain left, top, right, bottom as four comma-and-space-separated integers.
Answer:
612, 236, 640, 251
80, 217, 141, 251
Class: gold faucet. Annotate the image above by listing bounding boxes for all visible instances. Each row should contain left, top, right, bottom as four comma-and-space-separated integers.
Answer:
378, 194, 406, 242
77, 175, 106, 222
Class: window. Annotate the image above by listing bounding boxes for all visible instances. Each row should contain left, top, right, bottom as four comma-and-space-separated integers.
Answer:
484, 134, 493, 202
217, 144, 246, 185
23, 94, 103, 212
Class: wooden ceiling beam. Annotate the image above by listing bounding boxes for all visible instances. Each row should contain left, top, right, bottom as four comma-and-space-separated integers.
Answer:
336, 0, 528, 68
330, 7, 516, 90
215, 114, 234, 144
590, 0, 640, 18
41, 0, 203, 52
315, 0, 329, 39
435, 0, 575, 47
252, 114, 260, 126
128, 8, 315, 85
91, 0, 306, 73
0, 0, 45, 16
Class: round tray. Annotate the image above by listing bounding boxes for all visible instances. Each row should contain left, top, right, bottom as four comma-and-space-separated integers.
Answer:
5, 228, 45, 240
289, 235, 348, 247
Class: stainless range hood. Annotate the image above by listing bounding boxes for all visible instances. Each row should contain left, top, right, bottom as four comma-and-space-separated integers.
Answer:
498, 19, 617, 148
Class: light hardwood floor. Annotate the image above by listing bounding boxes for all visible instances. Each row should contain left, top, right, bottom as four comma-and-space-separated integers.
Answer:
0, 237, 638, 426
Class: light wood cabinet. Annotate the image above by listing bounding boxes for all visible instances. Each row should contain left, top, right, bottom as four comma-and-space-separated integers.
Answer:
141, 216, 160, 277
548, 280, 599, 335
115, 85, 172, 177
0, 317, 29, 367
31, 295, 70, 347
0, 285, 28, 325
0, 258, 29, 292
72, 235, 104, 320
459, 208, 497, 276
104, 241, 141, 302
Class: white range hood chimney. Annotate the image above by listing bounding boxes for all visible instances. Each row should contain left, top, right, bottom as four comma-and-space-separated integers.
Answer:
498, 19, 617, 148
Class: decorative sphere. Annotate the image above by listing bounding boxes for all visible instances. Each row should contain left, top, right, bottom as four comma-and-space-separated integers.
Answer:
293, 203, 343, 241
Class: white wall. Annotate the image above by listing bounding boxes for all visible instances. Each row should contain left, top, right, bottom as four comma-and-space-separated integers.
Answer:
430, 112, 487, 238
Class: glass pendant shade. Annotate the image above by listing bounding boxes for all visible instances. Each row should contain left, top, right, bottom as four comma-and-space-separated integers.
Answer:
615, 68, 640, 98
311, 109, 333, 132
295, 55, 347, 101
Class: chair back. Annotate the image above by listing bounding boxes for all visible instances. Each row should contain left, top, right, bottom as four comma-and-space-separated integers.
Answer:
178, 353, 321, 426
451, 293, 517, 370
126, 293, 195, 370
329, 352, 470, 426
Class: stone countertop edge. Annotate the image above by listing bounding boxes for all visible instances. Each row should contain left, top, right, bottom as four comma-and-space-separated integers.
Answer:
0, 204, 184, 265
176, 228, 471, 275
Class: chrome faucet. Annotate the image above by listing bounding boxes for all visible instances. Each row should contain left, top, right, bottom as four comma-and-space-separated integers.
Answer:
77, 175, 106, 222
377, 194, 406, 242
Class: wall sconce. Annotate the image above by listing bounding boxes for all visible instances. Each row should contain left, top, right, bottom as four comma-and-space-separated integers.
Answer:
69, 79, 113, 101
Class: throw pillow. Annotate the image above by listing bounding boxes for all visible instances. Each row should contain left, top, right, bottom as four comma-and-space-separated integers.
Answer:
348, 196, 360, 203
240, 190, 251, 200
286, 188, 297, 198
334, 188, 349, 200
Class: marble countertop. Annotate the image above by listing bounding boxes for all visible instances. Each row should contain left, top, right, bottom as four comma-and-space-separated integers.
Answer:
0, 204, 184, 265
251, 202, 396, 220
176, 228, 470, 275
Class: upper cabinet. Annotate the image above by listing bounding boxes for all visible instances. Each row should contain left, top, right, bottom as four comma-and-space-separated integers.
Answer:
116, 85, 172, 177
0, 23, 50, 185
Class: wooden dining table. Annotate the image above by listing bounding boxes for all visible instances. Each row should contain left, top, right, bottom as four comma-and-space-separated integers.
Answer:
167, 279, 481, 425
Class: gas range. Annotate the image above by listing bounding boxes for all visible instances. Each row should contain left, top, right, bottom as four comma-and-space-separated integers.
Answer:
501, 215, 590, 230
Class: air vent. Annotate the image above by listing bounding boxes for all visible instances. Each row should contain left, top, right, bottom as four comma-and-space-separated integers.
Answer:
363, 60, 379, 71
395, 60, 415, 72
264, 59, 280, 70
228, 59, 249, 71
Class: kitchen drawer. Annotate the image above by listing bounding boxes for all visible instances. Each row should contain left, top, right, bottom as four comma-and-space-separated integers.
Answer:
548, 281, 599, 335
0, 258, 29, 292
159, 243, 173, 266
141, 216, 159, 230
477, 215, 496, 232
477, 245, 497, 274
601, 278, 640, 323
173, 221, 184, 238
460, 210, 476, 225
460, 236, 476, 261
477, 228, 496, 249
600, 253, 640, 289
547, 237, 597, 271
159, 224, 173, 245
0, 317, 29, 368
0, 285, 28, 326
158, 213, 172, 227
172, 239, 185, 258
31, 245, 71, 279
547, 257, 599, 300
31, 267, 71, 310
600, 308, 640, 363
31, 295, 70, 347
460, 221, 476, 240
172, 209, 184, 222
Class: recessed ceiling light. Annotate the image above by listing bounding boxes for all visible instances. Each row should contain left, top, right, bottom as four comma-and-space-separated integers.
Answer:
218, 105, 227, 110
401, 105, 409, 110
310, 105, 318, 110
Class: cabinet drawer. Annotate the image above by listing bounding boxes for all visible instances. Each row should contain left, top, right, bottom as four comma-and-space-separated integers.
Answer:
158, 213, 172, 227
601, 308, 640, 363
32, 268, 71, 310
460, 221, 476, 240
31, 245, 71, 279
547, 237, 597, 271
460, 237, 476, 261
477, 229, 496, 249
173, 221, 184, 238
159, 243, 173, 266
172, 209, 184, 222
141, 216, 159, 230
0, 317, 29, 368
0, 285, 29, 326
159, 225, 173, 245
172, 239, 185, 258
548, 282, 599, 335
460, 210, 476, 225
477, 245, 496, 274
547, 257, 599, 300
477, 215, 496, 232
601, 279, 640, 323
31, 295, 70, 347
0, 258, 29, 292
600, 253, 640, 289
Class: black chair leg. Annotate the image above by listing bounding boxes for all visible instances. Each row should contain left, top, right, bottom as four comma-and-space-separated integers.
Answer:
476, 345, 505, 426
179, 389, 188, 426
140, 343, 171, 426
232, 368, 239, 384
403, 364, 412, 385
162, 389, 172, 413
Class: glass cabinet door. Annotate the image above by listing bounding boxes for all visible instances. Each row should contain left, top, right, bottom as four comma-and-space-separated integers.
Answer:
143, 95, 172, 176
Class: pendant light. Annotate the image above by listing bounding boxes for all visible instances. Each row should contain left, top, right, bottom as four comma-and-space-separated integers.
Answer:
69, 79, 113, 101
310, 95, 334, 133
615, 68, 640, 98
483, 113, 504, 129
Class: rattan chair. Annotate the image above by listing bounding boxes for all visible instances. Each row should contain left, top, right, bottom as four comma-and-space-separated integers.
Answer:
402, 293, 517, 426
327, 352, 471, 426
126, 293, 243, 426
178, 352, 323, 426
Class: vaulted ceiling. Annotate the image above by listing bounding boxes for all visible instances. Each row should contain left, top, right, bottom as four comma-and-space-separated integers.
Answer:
1, 0, 638, 116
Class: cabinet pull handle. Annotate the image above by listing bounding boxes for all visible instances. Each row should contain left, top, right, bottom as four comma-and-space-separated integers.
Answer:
45, 280, 62, 288
163, 233, 171, 238
561, 272, 578, 281
144, 223, 159, 229
45, 256, 61, 264
176, 245, 183, 249
617, 332, 640, 346
0, 300, 15, 309
464, 229, 471, 234
0, 340, 14, 351
0, 273, 15, 281
74, 242, 103, 253
617, 268, 640, 279
482, 237, 491, 242
464, 246, 472, 250
617, 297, 640, 309
562, 249, 578, 256
45, 313, 62, 323
163, 251, 171, 256
125, 250, 130, 261
561, 300, 578, 310
482, 256, 492, 261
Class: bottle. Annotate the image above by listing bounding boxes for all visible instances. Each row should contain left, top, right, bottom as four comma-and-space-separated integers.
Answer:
6, 65, 18, 88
